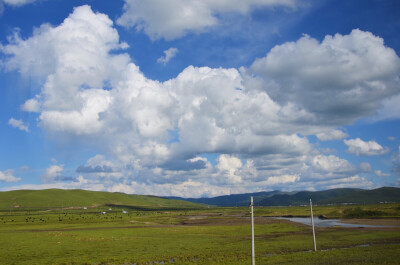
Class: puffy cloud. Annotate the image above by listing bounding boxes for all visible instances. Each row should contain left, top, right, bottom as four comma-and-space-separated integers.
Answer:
2, 6, 399, 195
312, 154, 356, 174
216, 154, 243, 183
164, 66, 313, 159
262, 174, 300, 185
8, 118, 29, 132
344, 138, 389, 156
41, 160, 76, 183
39, 89, 112, 135
0, 170, 21, 183
316, 129, 348, 141
42, 164, 65, 183
2, 5, 127, 79
117, 0, 298, 40
251, 29, 400, 126
157, 47, 178, 65
1, 5, 128, 135
21, 98, 40, 112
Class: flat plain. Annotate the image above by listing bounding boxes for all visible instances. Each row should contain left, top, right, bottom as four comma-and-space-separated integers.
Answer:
0, 202, 399, 265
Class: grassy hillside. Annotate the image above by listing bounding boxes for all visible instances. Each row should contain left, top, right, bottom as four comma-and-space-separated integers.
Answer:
170, 187, 400, 206
258, 187, 400, 206
0, 189, 203, 210
258, 188, 362, 206
327, 187, 400, 204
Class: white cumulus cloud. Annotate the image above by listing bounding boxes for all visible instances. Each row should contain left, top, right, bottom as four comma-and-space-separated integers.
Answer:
117, 0, 299, 40
251, 29, 400, 126
316, 129, 348, 141
263, 174, 300, 185
216, 154, 243, 184
21, 98, 40, 112
0, 170, 21, 183
42, 164, 64, 183
344, 138, 389, 156
8, 118, 29, 132
2, 6, 400, 195
312, 154, 356, 174
157, 47, 178, 65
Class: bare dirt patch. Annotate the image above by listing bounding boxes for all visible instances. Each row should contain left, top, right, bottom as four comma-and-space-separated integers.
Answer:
340, 219, 400, 227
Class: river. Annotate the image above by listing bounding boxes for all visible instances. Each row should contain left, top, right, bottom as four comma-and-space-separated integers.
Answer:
273, 217, 396, 228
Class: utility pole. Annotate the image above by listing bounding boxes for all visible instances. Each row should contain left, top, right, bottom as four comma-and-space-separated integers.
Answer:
310, 199, 317, 251
251, 196, 255, 265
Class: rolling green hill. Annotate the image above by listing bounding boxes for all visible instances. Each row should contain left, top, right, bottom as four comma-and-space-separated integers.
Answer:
326, 187, 400, 204
255, 187, 400, 206
0, 189, 204, 210
257, 188, 363, 206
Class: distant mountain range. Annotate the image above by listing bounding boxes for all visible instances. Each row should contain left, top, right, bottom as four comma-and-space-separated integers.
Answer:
167, 187, 400, 206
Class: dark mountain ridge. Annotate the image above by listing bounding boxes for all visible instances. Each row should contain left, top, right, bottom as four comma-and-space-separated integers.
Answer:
168, 187, 400, 206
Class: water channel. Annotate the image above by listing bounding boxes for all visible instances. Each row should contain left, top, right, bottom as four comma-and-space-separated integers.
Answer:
273, 217, 395, 228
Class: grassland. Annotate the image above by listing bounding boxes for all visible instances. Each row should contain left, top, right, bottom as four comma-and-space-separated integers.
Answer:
0, 201, 399, 265
0, 189, 203, 210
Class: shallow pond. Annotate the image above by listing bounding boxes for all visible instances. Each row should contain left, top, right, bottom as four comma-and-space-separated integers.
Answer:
273, 217, 395, 228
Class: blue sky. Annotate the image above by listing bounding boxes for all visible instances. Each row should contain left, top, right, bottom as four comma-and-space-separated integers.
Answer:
0, 0, 399, 197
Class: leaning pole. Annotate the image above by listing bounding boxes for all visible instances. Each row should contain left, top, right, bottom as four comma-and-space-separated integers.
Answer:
310, 198, 317, 251
251, 196, 255, 265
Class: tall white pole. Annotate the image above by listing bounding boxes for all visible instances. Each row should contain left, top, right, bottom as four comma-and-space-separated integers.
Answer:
310, 199, 317, 251
251, 196, 255, 265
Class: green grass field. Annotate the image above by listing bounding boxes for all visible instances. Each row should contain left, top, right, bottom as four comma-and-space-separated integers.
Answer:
0, 202, 399, 265
0, 189, 203, 210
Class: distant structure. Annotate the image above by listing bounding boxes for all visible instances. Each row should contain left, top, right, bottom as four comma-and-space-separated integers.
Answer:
310, 199, 317, 251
